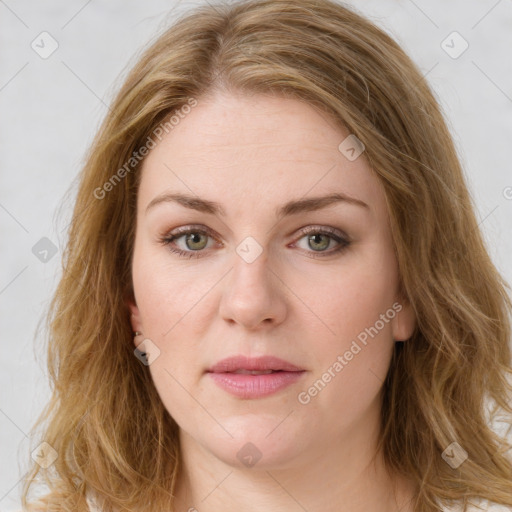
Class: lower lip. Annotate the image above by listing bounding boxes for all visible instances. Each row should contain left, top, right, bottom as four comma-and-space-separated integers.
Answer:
207, 371, 305, 399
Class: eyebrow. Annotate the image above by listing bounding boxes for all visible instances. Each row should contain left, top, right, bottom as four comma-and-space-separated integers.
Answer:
145, 191, 369, 218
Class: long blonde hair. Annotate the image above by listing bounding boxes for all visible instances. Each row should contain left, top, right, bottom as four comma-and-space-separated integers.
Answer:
21, 1, 512, 511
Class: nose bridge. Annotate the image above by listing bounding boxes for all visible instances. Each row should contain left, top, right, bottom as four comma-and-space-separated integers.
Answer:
219, 237, 286, 328
229, 239, 272, 302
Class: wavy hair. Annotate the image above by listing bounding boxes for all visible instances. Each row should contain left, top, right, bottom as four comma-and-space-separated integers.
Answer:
21, 0, 512, 511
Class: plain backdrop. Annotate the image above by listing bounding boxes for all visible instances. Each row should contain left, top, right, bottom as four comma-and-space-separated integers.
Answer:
1, 0, 511, 510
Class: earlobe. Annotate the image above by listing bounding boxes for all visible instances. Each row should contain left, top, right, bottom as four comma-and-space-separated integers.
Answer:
126, 297, 144, 346
391, 299, 416, 342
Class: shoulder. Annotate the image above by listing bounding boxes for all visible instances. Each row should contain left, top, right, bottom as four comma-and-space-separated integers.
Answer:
482, 504, 512, 512
443, 499, 512, 511
473, 503, 512, 512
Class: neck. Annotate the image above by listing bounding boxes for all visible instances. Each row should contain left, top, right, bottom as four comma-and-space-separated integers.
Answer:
172, 408, 415, 512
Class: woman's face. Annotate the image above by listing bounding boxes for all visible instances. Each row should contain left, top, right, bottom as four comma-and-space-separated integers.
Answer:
128, 91, 415, 469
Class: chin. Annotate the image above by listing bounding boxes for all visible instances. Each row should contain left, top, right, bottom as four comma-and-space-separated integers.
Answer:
201, 419, 308, 470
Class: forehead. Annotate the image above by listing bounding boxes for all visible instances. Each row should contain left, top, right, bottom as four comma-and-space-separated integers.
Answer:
138, 91, 385, 216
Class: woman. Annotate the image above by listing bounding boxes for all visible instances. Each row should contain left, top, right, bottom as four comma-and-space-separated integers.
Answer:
21, 0, 512, 511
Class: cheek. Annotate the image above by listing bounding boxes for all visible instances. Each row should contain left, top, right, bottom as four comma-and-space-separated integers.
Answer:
301, 247, 398, 348
131, 244, 221, 397
295, 286, 397, 435
131, 250, 208, 423
132, 242, 217, 338
295, 245, 398, 405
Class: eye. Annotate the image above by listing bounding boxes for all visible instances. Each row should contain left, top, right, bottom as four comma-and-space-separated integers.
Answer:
159, 225, 219, 259
159, 225, 351, 259
292, 225, 350, 258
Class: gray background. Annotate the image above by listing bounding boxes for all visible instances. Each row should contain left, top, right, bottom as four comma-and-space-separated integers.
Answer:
1, 0, 511, 510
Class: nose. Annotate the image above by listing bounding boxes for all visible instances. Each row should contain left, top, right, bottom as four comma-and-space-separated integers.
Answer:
218, 248, 287, 330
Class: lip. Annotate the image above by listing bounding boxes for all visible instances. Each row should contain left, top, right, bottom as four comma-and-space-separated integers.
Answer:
207, 355, 306, 399
208, 355, 304, 373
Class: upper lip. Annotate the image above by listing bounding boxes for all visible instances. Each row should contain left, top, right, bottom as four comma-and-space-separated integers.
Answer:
207, 355, 304, 373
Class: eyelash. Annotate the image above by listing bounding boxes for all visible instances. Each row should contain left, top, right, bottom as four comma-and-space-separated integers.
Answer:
159, 224, 351, 260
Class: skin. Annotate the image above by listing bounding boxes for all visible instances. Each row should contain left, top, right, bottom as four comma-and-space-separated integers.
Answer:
127, 90, 417, 512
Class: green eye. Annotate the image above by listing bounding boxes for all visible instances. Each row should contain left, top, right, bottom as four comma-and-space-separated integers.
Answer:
293, 226, 350, 258
161, 227, 215, 259
182, 232, 209, 251
306, 233, 331, 251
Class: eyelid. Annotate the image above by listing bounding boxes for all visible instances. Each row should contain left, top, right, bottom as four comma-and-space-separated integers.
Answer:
293, 224, 348, 241
167, 224, 220, 240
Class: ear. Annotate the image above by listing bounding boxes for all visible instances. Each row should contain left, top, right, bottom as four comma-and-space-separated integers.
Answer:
126, 295, 144, 347
390, 298, 416, 342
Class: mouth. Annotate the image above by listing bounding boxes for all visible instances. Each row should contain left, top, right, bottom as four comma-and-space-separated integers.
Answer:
206, 355, 305, 399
